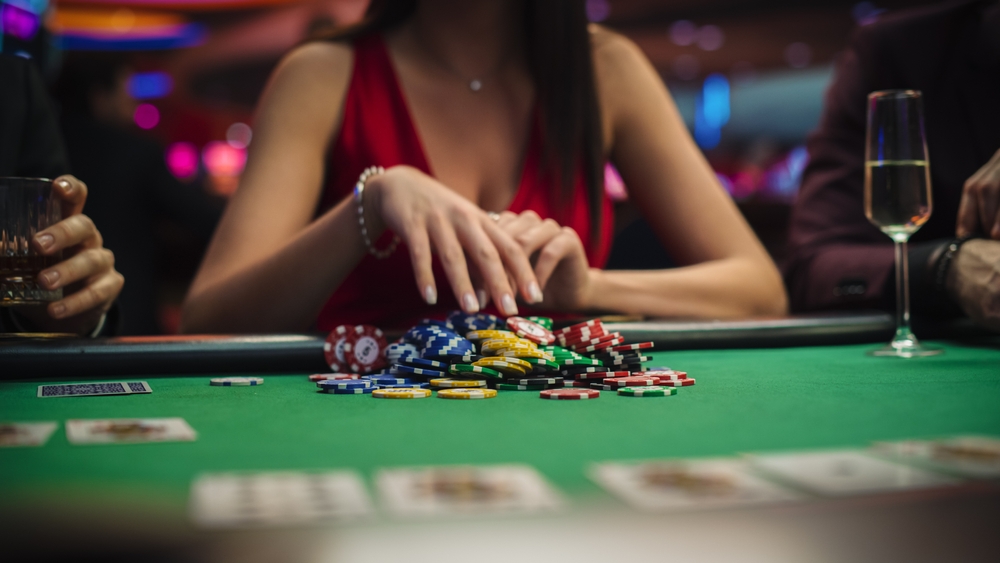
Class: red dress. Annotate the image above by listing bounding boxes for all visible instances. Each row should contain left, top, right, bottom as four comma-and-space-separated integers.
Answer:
316, 34, 613, 330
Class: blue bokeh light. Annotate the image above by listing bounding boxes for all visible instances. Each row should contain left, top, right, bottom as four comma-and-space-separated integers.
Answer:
128, 71, 174, 100
694, 73, 730, 149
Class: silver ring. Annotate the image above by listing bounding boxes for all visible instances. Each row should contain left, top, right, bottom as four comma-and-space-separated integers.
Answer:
487, 212, 501, 222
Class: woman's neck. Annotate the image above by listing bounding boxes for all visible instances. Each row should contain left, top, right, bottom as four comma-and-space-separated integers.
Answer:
400, 0, 526, 79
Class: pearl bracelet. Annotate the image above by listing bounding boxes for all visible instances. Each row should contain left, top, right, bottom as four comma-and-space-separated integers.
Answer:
353, 166, 399, 259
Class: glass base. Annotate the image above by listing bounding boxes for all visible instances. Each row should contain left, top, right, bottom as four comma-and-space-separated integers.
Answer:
869, 330, 942, 358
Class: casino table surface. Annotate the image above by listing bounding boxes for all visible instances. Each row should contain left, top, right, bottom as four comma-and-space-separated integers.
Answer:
2, 328, 1000, 561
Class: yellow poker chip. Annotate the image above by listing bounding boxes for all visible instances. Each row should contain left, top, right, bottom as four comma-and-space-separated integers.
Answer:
372, 388, 432, 399
429, 378, 487, 388
480, 339, 533, 355
473, 360, 527, 377
475, 356, 532, 370
438, 388, 498, 400
465, 330, 516, 342
498, 349, 556, 361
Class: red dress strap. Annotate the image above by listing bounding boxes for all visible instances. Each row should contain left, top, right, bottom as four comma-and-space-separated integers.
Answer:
315, 34, 613, 330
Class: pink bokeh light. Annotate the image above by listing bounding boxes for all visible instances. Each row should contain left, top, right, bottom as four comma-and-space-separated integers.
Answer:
134, 103, 160, 129
202, 141, 247, 177
165, 142, 199, 180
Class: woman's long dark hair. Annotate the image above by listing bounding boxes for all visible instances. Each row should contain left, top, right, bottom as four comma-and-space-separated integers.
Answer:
317, 0, 604, 237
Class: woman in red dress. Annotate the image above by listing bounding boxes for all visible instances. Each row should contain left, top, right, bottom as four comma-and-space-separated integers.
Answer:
181, 0, 787, 332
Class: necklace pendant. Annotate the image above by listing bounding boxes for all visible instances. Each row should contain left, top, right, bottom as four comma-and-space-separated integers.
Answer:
469, 79, 483, 92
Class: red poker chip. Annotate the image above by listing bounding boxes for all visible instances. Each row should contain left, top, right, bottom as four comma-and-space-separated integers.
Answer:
651, 373, 688, 382
559, 327, 609, 345
566, 331, 621, 348
556, 319, 604, 336
607, 342, 654, 352
658, 378, 696, 387
602, 376, 658, 388
323, 325, 351, 371
506, 316, 556, 345
573, 371, 615, 381
572, 337, 625, 354
308, 373, 361, 382
342, 325, 388, 373
540, 388, 600, 400
645, 369, 687, 379
562, 380, 593, 388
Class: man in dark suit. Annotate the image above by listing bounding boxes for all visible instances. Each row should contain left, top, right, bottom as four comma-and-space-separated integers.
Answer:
785, 0, 1000, 331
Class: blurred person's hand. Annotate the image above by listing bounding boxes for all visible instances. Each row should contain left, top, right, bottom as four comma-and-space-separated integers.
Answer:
956, 147, 1000, 239
493, 210, 594, 312
367, 166, 542, 316
19, 175, 124, 335
946, 238, 1000, 331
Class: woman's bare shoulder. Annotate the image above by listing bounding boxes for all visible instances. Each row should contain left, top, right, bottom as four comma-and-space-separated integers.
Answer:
589, 24, 649, 80
271, 40, 354, 92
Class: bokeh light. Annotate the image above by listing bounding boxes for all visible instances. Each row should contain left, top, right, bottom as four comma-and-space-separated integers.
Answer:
585, 0, 610, 23
202, 141, 247, 178
696, 25, 724, 51
133, 103, 160, 129
165, 142, 199, 181
669, 20, 697, 46
128, 71, 173, 100
784, 42, 812, 68
226, 123, 253, 149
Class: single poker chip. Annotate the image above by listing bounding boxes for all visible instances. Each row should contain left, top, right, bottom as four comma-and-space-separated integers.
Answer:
427, 352, 483, 363
602, 376, 658, 388
373, 387, 432, 399
559, 366, 610, 374
475, 356, 532, 371
481, 340, 532, 355
571, 337, 625, 354
540, 388, 599, 400
522, 357, 559, 371
391, 364, 448, 378
396, 356, 450, 370
449, 364, 503, 379
566, 331, 622, 348
560, 327, 609, 344
618, 386, 676, 397
597, 355, 652, 366
496, 383, 548, 391
571, 371, 617, 381
505, 316, 556, 345
657, 378, 696, 387
562, 380, 594, 388
320, 386, 375, 395
556, 319, 603, 336
308, 373, 360, 382
465, 329, 516, 342
650, 373, 688, 381
526, 316, 554, 330
589, 383, 616, 391
367, 375, 413, 385
608, 342, 655, 352
508, 376, 563, 386
323, 325, 351, 371
418, 319, 453, 330
429, 378, 487, 388
377, 382, 430, 389
560, 358, 604, 367
438, 388, 498, 399
211, 377, 263, 387
498, 349, 555, 361
644, 368, 684, 377
317, 379, 373, 390
342, 325, 388, 373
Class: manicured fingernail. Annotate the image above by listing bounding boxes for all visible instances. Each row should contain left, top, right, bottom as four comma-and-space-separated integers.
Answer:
423, 285, 437, 305
477, 289, 488, 309
51, 303, 66, 318
40, 270, 60, 288
462, 292, 480, 313
35, 233, 54, 250
528, 281, 543, 304
501, 293, 518, 316
58, 179, 71, 191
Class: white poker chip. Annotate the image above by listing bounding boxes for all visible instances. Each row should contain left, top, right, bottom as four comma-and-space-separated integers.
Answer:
210, 377, 264, 387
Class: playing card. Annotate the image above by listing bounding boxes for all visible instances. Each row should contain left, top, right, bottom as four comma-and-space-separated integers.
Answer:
589, 458, 803, 511
748, 448, 959, 496
189, 470, 373, 528
872, 436, 1000, 479
66, 418, 196, 445
376, 464, 564, 517
0, 421, 58, 447
38, 381, 151, 398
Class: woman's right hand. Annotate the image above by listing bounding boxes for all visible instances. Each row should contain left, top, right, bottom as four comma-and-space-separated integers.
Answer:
365, 165, 543, 316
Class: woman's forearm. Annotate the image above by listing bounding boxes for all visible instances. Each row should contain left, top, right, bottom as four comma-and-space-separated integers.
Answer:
181, 196, 368, 333
585, 257, 788, 319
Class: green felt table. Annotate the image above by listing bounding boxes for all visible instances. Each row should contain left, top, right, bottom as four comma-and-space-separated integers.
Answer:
3, 340, 999, 512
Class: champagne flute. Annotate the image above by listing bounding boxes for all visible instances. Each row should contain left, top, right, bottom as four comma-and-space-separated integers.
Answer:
864, 90, 941, 357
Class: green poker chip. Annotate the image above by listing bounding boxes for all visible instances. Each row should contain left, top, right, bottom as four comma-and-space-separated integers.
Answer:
526, 316, 553, 330
617, 386, 676, 397
560, 358, 603, 367
522, 357, 559, 371
448, 364, 503, 379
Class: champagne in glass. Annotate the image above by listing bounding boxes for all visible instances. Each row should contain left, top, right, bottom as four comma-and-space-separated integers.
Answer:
864, 90, 941, 357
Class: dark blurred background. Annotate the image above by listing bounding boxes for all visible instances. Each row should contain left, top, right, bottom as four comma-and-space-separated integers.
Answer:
1, 0, 939, 334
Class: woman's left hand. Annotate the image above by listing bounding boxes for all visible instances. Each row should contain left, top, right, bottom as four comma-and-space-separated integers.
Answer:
17, 175, 124, 335
492, 210, 593, 312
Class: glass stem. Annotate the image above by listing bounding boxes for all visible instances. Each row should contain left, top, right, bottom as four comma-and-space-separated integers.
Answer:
894, 239, 912, 339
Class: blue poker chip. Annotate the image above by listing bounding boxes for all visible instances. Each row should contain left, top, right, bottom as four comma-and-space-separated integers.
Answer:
390, 364, 448, 378
317, 379, 373, 390
418, 319, 453, 330
368, 375, 413, 385
397, 356, 450, 370
377, 382, 430, 389
320, 386, 375, 394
